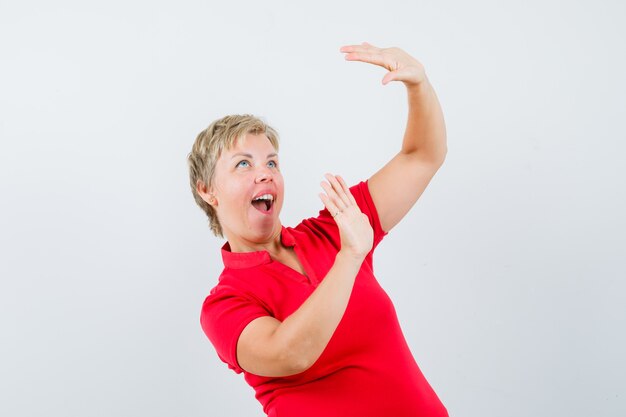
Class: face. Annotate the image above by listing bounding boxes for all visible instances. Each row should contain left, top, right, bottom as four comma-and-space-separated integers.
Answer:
207, 133, 284, 249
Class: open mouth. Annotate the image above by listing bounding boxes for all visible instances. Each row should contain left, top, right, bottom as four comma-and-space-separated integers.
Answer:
251, 194, 274, 213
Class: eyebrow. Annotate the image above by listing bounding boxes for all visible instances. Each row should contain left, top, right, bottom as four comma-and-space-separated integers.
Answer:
231, 153, 278, 159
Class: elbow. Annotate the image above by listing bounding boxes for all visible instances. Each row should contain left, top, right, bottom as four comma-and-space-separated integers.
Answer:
437, 143, 448, 162
433, 146, 447, 167
278, 338, 317, 375
438, 147, 448, 165
286, 355, 314, 375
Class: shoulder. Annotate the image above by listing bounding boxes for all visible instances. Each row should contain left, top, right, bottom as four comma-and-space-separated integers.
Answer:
201, 271, 269, 316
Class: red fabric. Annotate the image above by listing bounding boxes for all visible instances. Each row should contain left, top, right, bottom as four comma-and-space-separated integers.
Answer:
200, 180, 448, 417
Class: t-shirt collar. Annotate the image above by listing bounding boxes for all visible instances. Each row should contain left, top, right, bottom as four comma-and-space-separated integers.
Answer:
221, 225, 296, 269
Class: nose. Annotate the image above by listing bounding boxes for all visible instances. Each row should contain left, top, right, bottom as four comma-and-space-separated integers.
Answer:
255, 167, 273, 183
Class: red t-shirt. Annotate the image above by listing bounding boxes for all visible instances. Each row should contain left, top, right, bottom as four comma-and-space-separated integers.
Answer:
201, 180, 448, 417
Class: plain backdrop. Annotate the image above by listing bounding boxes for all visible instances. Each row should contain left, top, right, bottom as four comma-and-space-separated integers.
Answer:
1, 1, 625, 416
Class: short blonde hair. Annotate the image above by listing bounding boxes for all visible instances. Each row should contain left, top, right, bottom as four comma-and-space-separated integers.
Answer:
187, 114, 280, 237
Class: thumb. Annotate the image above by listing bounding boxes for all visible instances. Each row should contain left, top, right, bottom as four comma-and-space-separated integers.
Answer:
382, 69, 400, 85
382, 66, 414, 85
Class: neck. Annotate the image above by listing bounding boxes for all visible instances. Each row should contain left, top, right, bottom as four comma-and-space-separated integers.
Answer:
225, 223, 284, 254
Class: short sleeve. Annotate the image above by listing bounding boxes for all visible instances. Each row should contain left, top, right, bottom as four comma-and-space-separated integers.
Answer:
349, 179, 388, 250
200, 285, 270, 374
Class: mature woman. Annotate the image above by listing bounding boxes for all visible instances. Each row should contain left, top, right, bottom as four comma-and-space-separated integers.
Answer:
188, 42, 448, 417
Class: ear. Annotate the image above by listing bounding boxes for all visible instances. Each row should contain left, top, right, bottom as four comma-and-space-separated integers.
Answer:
196, 179, 217, 207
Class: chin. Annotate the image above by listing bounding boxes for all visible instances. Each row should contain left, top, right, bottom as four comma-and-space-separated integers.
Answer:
245, 215, 280, 239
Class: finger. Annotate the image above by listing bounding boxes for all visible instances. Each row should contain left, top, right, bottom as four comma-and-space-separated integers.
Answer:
333, 175, 356, 207
318, 192, 341, 219
336, 175, 357, 206
324, 173, 351, 208
334, 175, 353, 204
339, 41, 380, 53
343, 51, 401, 75
343, 51, 387, 66
321, 180, 347, 211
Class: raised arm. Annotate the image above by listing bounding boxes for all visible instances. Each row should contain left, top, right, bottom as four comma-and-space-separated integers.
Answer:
340, 42, 447, 233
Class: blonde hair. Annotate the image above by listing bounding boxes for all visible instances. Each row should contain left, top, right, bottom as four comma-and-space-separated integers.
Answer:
187, 114, 280, 237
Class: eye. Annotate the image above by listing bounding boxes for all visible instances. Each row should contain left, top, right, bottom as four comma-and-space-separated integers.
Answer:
267, 160, 277, 168
236, 160, 250, 168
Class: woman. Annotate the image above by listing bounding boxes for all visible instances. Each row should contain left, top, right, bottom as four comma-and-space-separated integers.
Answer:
188, 42, 448, 417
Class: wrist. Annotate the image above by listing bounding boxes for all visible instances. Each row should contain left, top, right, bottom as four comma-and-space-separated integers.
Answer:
406, 76, 431, 94
336, 249, 367, 266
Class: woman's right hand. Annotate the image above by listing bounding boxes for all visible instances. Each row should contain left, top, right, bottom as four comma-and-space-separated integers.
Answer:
319, 174, 373, 260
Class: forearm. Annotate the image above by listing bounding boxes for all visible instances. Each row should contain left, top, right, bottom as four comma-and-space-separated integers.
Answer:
272, 251, 363, 371
401, 77, 448, 162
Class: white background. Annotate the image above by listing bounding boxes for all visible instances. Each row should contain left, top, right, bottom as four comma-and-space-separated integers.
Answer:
1, 1, 625, 416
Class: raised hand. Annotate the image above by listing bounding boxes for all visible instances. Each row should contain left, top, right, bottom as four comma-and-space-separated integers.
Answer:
339, 42, 427, 87
319, 174, 373, 260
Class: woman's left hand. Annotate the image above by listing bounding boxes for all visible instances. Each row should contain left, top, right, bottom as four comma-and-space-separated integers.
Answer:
339, 42, 427, 87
